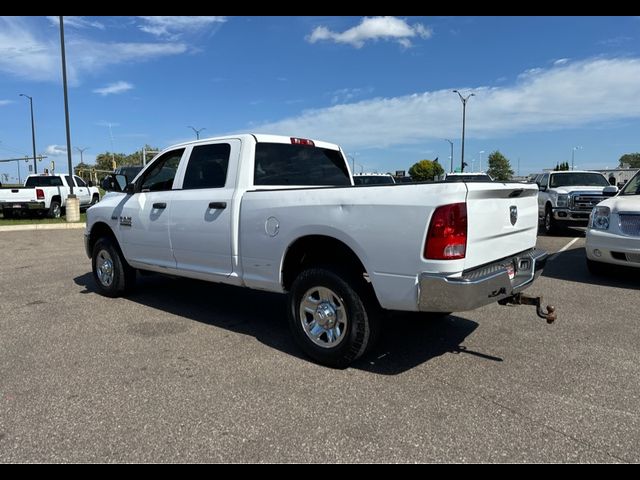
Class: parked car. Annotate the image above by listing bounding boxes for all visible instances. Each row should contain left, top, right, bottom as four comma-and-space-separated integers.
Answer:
536, 170, 618, 234
586, 169, 640, 273
86, 133, 553, 367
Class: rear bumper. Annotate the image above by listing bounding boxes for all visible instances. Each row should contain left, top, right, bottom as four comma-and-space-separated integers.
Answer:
0, 201, 45, 211
418, 248, 547, 312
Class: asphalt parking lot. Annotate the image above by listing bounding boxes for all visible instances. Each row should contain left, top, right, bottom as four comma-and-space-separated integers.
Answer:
0, 229, 638, 463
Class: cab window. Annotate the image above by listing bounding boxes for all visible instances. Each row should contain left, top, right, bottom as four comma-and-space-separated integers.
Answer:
139, 149, 185, 192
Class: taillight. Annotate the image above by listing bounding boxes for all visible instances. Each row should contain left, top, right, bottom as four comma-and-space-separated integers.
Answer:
290, 137, 315, 146
36, 188, 45, 200
424, 203, 467, 260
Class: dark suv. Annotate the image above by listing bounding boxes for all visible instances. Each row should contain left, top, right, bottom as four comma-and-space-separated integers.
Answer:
114, 165, 144, 183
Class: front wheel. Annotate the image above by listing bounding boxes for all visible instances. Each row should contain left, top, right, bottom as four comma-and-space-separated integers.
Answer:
287, 267, 380, 368
92, 237, 136, 297
543, 207, 557, 235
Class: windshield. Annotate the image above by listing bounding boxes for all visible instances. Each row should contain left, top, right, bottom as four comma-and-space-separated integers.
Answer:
620, 171, 640, 196
353, 175, 395, 185
549, 172, 608, 187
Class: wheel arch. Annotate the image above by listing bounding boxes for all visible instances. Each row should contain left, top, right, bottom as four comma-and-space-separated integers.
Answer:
281, 235, 371, 293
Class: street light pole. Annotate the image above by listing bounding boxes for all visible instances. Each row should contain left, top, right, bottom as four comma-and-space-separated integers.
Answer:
75, 146, 89, 166
453, 90, 474, 172
445, 139, 454, 173
479, 150, 485, 172
188, 126, 206, 140
571, 146, 582, 171
19, 93, 37, 174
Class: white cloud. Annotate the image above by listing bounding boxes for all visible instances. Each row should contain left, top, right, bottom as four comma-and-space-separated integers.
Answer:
307, 16, 432, 48
0, 99, 12, 106
553, 58, 569, 66
329, 87, 374, 104
0, 17, 188, 84
46, 16, 105, 30
45, 145, 67, 156
93, 81, 134, 96
138, 16, 226, 39
252, 58, 640, 151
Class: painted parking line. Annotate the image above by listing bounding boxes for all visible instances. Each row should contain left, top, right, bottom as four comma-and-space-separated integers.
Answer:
548, 237, 581, 262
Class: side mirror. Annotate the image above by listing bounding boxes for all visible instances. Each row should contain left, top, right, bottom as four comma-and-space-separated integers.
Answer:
101, 174, 128, 193
539, 185, 547, 192
603, 185, 618, 197
87, 180, 94, 187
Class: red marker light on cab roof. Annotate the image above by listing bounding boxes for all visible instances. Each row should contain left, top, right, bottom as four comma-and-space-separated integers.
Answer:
290, 137, 315, 146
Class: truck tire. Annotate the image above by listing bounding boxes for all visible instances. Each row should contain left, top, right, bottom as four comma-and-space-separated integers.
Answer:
92, 237, 136, 297
48, 200, 61, 219
543, 206, 557, 235
287, 267, 381, 368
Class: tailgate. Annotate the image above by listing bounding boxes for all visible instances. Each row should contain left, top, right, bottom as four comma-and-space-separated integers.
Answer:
0, 188, 36, 203
464, 183, 539, 270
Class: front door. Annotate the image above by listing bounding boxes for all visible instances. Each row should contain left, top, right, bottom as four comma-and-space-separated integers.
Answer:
117, 148, 185, 269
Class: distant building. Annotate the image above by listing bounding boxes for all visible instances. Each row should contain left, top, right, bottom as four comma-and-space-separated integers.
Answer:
593, 168, 639, 188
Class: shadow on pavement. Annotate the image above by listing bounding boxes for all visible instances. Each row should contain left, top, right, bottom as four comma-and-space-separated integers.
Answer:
542, 247, 639, 290
74, 272, 487, 375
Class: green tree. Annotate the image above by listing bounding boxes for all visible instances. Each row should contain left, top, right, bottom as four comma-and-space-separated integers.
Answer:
486, 150, 514, 181
619, 153, 640, 168
408, 159, 444, 181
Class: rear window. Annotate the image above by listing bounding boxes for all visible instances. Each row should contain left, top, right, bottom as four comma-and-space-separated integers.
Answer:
254, 143, 350, 186
445, 174, 493, 182
24, 176, 63, 187
354, 175, 395, 185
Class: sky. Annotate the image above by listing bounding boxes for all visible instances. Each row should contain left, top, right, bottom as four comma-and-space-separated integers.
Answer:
1, 16, 640, 182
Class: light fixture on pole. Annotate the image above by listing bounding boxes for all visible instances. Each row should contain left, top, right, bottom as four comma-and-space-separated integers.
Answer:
18, 93, 37, 174
445, 139, 454, 173
571, 146, 582, 171
188, 126, 206, 140
452, 90, 475, 172
479, 150, 485, 172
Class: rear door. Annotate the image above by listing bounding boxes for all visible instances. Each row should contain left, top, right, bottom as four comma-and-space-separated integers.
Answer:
464, 183, 539, 269
169, 140, 240, 278
73, 176, 91, 205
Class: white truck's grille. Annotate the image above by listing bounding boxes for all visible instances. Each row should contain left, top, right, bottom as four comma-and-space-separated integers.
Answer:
570, 194, 604, 211
619, 214, 640, 236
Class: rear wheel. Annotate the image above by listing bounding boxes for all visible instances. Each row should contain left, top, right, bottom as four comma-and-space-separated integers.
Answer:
287, 267, 381, 368
48, 200, 61, 219
92, 237, 136, 297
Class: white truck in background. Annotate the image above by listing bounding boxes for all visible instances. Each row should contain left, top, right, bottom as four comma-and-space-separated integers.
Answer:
86, 134, 555, 367
536, 170, 618, 234
0, 174, 100, 218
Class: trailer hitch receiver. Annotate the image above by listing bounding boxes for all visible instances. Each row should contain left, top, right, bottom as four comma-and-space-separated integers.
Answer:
499, 293, 556, 324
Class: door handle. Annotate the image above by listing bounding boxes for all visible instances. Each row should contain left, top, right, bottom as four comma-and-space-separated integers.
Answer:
208, 202, 227, 209
152, 202, 167, 209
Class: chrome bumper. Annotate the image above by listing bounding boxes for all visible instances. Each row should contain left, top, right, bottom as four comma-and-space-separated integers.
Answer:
418, 249, 548, 312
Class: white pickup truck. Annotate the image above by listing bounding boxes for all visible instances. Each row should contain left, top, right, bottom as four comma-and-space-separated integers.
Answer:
0, 174, 100, 218
85, 134, 554, 367
536, 170, 618, 234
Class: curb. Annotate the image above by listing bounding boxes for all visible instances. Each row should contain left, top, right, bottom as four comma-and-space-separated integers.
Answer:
0, 222, 86, 232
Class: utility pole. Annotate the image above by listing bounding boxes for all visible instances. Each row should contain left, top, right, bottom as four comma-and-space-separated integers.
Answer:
19, 93, 37, 174
188, 126, 206, 140
75, 146, 89, 166
452, 90, 475, 172
445, 139, 454, 173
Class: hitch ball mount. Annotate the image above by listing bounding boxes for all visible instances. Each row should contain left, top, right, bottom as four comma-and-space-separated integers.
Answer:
499, 293, 557, 324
